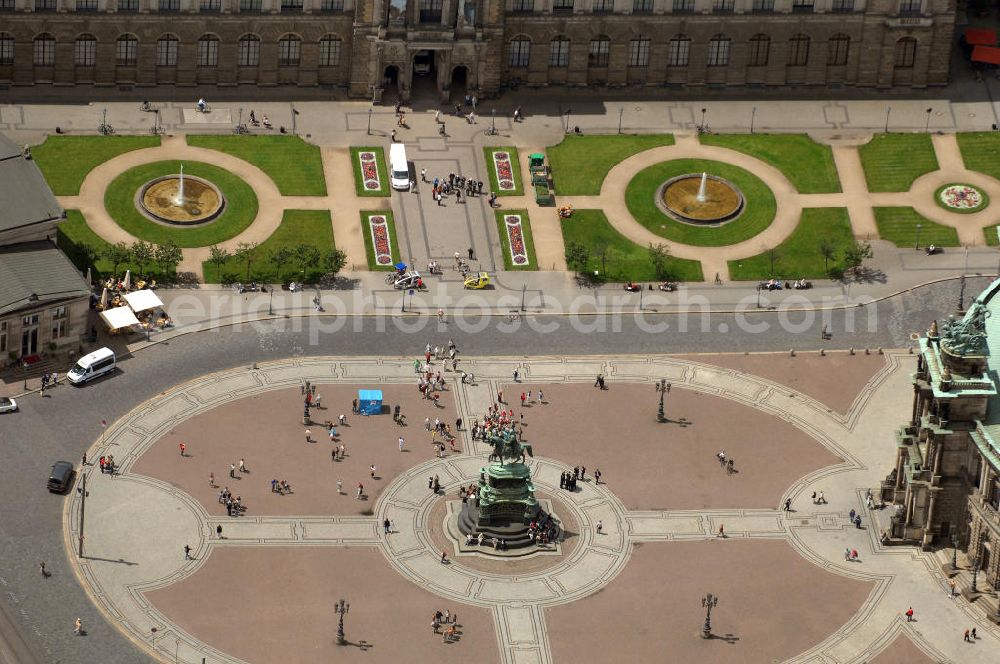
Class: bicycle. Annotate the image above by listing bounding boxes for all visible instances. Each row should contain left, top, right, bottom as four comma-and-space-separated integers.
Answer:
139, 101, 157, 112
233, 124, 250, 135
98, 123, 115, 136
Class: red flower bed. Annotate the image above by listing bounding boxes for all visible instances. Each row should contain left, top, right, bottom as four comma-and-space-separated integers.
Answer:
505, 215, 529, 265
369, 215, 393, 265
492, 151, 516, 191
358, 151, 382, 191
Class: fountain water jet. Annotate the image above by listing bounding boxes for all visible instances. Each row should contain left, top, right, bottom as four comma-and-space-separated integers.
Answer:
696, 172, 708, 203
656, 169, 745, 226
173, 163, 185, 206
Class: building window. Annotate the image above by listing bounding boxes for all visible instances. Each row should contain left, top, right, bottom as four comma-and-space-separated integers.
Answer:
707, 35, 730, 66
628, 37, 650, 67
52, 306, 67, 319
75, 34, 96, 66
419, 0, 442, 21
321, 0, 345, 9
633, 0, 653, 13
672, 0, 693, 11
898, 0, 921, 13
319, 35, 341, 66
33, 34, 55, 66
552, 0, 573, 13
0, 0, 12, 11
34, 0, 56, 10
0, 34, 13, 65
237, 34, 260, 66
201, 0, 222, 10
894, 37, 917, 68
159, 0, 180, 10
198, 34, 219, 66
281, 0, 303, 10
76, 0, 98, 10
22, 313, 39, 326
592, 0, 612, 12
788, 34, 810, 66
278, 35, 301, 66
0, 326, 5, 353
748, 34, 769, 66
791, 0, 813, 11
713, 0, 734, 11
549, 37, 570, 67
827, 33, 849, 66
508, 37, 531, 67
118, 0, 139, 10
157, 35, 178, 66
831, 0, 853, 10
117, 34, 138, 66
240, 0, 262, 10
51, 320, 67, 340
751, 0, 773, 10
667, 36, 690, 67
588, 37, 610, 67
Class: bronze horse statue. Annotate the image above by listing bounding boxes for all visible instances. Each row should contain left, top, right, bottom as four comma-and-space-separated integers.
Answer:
487, 430, 533, 464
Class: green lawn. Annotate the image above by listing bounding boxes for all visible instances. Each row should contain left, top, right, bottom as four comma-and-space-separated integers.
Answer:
57, 210, 176, 281
484, 147, 524, 196
699, 134, 840, 194
874, 207, 959, 247
858, 134, 939, 192
957, 133, 1000, 180
186, 135, 326, 196
104, 161, 258, 247
495, 210, 537, 270
727, 208, 855, 281
985, 224, 1000, 247
561, 209, 703, 282
201, 210, 334, 284
32, 135, 161, 195
625, 159, 777, 247
360, 211, 401, 270
547, 134, 675, 196
350, 147, 390, 197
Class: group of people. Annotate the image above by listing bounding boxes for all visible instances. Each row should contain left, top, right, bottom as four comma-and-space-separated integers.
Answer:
431, 609, 458, 642
560, 467, 586, 491
270, 478, 293, 495
98, 454, 116, 475
465, 532, 510, 551
716, 450, 736, 474
421, 170, 486, 206
528, 514, 559, 546
471, 405, 521, 447
217, 486, 246, 515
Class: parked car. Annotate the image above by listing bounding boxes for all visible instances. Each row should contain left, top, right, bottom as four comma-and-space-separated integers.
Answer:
0, 397, 16, 413
48, 461, 74, 493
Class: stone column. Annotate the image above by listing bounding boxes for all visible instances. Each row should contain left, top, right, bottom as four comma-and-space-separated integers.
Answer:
895, 447, 906, 491
911, 384, 920, 425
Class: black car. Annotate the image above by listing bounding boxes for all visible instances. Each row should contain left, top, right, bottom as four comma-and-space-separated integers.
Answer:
48, 461, 74, 493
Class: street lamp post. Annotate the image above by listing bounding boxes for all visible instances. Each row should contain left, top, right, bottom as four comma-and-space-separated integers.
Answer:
701, 593, 718, 639
750, 106, 757, 134
699, 107, 707, 132
914, 223, 923, 251
656, 379, 670, 423
971, 556, 980, 594
491, 108, 496, 135
951, 534, 959, 572
565, 108, 572, 133
521, 284, 527, 312
884, 106, 892, 133
335, 599, 350, 645
367, 107, 373, 135
618, 107, 624, 134
925, 107, 933, 133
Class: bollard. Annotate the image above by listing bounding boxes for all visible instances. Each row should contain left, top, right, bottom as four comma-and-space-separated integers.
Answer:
820, 348, 826, 356
789, 349, 796, 357
849, 347, 855, 355
865, 348, 871, 355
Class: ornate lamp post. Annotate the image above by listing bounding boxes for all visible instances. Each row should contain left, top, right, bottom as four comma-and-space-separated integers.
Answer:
914, 223, 923, 251
335, 598, 350, 645
367, 107, 373, 135
701, 592, 718, 639
925, 107, 933, 133
951, 533, 959, 573
656, 379, 671, 423
699, 107, 707, 132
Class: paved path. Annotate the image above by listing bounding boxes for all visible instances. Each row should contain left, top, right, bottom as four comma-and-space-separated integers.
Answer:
65, 354, 1000, 664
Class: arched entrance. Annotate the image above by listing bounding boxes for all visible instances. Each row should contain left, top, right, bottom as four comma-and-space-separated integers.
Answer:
382, 65, 401, 104
410, 50, 438, 105
451, 65, 469, 102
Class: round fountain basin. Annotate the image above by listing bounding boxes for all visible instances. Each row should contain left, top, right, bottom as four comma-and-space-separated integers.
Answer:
656, 174, 745, 226
136, 174, 225, 226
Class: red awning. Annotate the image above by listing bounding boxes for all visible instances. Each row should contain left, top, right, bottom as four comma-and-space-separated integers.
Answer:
965, 28, 997, 46
972, 45, 1000, 65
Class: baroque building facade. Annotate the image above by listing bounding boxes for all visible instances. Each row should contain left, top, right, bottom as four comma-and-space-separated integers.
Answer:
0, 0, 955, 99
885, 279, 1000, 596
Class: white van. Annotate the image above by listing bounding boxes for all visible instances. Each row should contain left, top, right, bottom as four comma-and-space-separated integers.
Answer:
389, 143, 410, 191
67, 347, 116, 385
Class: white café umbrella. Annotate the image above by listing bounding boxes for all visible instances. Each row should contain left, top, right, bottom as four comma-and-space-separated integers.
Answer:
99, 306, 140, 330
123, 289, 164, 313
85, 266, 92, 287
123, 270, 132, 290
99, 287, 109, 309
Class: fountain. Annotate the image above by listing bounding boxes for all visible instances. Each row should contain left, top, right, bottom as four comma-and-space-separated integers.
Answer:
696, 171, 708, 204
656, 170, 745, 226
136, 163, 225, 226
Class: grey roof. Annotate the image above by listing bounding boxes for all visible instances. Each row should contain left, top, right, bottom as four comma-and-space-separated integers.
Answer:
0, 133, 64, 235
0, 240, 90, 316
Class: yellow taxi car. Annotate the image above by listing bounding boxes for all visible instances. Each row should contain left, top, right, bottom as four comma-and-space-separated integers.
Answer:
463, 272, 490, 289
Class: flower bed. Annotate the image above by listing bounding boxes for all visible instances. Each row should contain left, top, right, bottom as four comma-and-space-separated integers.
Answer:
493, 152, 516, 191
367, 214, 393, 266
484, 147, 523, 196
494, 209, 537, 270
504, 215, 529, 266
359, 152, 381, 191
936, 183, 987, 213
350, 147, 389, 197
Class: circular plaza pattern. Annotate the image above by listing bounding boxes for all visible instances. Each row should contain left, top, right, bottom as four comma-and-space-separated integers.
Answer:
658, 173, 745, 225
60, 352, 941, 664
935, 183, 988, 214
138, 174, 226, 226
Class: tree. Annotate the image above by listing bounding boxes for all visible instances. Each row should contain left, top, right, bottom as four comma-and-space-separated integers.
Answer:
321, 248, 348, 278
842, 240, 873, 272
648, 243, 671, 281
77, 243, 100, 273
208, 245, 231, 276
104, 242, 132, 277
233, 241, 259, 281
154, 242, 183, 274
593, 241, 611, 279
818, 239, 836, 272
565, 241, 590, 274
131, 241, 155, 276
763, 245, 781, 276
268, 246, 295, 282
294, 243, 321, 282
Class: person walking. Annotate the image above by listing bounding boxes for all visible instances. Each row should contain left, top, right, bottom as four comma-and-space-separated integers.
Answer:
216, 525, 223, 539
370, 464, 376, 479
783, 498, 792, 511
399, 436, 405, 452
209, 472, 215, 487
179, 442, 186, 457
596, 520, 603, 534
337, 479, 343, 494
905, 607, 914, 622
383, 518, 391, 534
964, 629, 971, 642
239, 458, 247, 473
184, 544, 192, 560
230, 463, 236, 478
421, 168, 427, 182
441, 550, 448, 564
717, 524, 725, 538
594, 469, 602, 484
39, 561, 48, 577
390, 128, 397, 142
74, 618, 83, 635
357, 482, 364, 500
949, 579, 957, 597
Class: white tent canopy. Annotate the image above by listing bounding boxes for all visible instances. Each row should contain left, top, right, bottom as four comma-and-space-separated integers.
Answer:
100, 306, 140, 330
124, 289, 164, 312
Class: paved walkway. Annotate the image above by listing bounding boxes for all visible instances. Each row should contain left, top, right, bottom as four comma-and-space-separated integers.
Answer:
65, 353, 1000, 664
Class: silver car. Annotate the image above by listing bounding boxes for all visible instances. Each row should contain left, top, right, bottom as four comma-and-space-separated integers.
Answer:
0, 397, 17, 413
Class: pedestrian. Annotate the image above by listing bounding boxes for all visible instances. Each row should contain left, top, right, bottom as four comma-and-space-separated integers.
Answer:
538, 389, 544, 403
438, 308, 445, 322
439, 122, 446, 137
179, 442, 186, 456
905, 607, 914, 622
421, 168, 427, 182
581, 466, 586, 479
717, 450, 726, 465
357, 482, 364, 499
337, 478, 343, 494
949, 579, 957, 596
428, 476, 434, 490
305, 429, 312, 443
383, 518, 391, 534
230, 463, 236, 478
850, 509, 856, 522
818, 491, 826, 504
718, 524, 725, 538
854, 515, 862, 529
390, 128, 397, 142
216, 525, 223, 539
964, 629, 971, 642
972, 627, 977, 639
370, 464, 376, 478
783, 498, 791, 511
844, 547, 851, 561
513, 369, 520, 382
39, 561, 48, 577
399, 436, 405, 452
339, 414, 347, 426
594, 469, 602, 484
521, 392, 526, 406
209, 472, 215, 487
441, 550, 448, 564
596, 520, 603, 534
435, 110, 441, 124
456, 418, 463, 431
74, 617, 83, 635
81, 453, 87, 466
468, 247, 474, 261
184, 544, 192, 560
